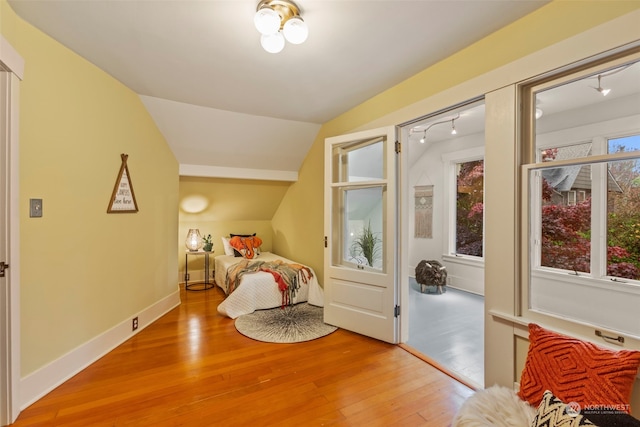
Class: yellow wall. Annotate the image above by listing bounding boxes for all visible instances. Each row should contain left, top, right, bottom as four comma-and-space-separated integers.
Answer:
2, 0, 179, 376
178, 177, 290, 281
272, 0, 640, 286
2, 0, 639, 395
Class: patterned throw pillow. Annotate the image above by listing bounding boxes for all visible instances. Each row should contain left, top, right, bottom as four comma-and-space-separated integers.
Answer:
229, 235, 262, 259
229, 233, 257, 257
531, 390, 595, 426
518, 324, 640, 413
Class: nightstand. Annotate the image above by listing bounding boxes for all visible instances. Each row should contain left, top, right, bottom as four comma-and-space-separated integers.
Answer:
185, 250, 214, 291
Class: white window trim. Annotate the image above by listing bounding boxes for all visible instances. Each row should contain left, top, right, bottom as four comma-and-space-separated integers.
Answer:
532, 119, 640, 282
441, 147, 485, 258
525, 149, 640, 337
529, 153, 640, 281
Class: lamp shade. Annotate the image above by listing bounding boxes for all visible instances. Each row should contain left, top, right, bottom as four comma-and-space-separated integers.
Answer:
185, 229, 203, 251
261, 32, 285, 53
254, 7, 281, 35
283, 16, 308, 44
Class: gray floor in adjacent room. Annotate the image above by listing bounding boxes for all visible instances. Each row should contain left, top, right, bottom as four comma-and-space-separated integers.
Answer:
407, 277, 484, 388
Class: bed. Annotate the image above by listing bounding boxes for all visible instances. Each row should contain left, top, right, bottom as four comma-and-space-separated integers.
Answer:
214, 252, 324, 319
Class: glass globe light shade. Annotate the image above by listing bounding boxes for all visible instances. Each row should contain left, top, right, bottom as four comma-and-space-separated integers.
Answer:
283, 17, 308, 44
261, 32, 285, 54
254, 7, 281, 35
185, 228, 203, 252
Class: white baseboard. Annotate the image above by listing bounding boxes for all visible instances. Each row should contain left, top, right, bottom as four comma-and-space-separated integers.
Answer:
19, 289, 181, 410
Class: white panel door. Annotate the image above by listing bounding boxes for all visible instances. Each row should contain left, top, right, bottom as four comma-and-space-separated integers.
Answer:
324, 126, 398, 343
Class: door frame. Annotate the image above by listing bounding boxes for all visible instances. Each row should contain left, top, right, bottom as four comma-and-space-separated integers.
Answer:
1, 34, 24, 426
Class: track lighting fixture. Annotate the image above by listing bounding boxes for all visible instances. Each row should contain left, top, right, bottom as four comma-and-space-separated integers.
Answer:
595, 74, 611, 96
416, 113, 461, 143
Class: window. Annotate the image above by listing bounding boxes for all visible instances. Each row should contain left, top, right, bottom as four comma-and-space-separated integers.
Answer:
522, 54, 640, 337
606, 135, 640, 281
456, 159, 484, 256
442, 146, 485, 259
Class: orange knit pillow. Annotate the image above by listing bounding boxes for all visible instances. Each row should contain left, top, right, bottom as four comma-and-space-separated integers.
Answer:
518, 323, 640, 414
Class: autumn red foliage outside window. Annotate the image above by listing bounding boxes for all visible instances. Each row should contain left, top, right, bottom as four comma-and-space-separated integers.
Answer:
456, 160, 484, 257
539, 151, 640, 281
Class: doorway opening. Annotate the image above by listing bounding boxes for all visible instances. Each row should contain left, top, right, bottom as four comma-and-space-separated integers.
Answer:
401, 99, 486, 389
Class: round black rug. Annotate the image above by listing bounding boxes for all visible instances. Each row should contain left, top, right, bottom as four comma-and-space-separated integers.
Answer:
234, 303, 337, 343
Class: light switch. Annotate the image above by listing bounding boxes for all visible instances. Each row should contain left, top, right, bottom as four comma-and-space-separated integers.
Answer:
30, 198, 43, 218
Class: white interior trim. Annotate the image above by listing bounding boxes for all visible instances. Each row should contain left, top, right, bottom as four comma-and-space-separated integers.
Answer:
179, 164, 298, 182
0, 33, 23, 425
0, 36, 24, 80
20, 290, 180, 410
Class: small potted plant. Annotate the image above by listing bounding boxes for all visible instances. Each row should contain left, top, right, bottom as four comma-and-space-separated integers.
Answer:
351, 221, 381, 268
202, 234, 214, 252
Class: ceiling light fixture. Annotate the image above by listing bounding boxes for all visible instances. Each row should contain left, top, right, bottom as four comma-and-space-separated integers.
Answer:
254, 0, 308, 54
417, 113, 461, 143
535, 108, 544, 119
595, 74, 611, 96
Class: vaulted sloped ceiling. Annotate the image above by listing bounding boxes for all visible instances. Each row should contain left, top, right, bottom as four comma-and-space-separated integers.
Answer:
8, 0, 550, 180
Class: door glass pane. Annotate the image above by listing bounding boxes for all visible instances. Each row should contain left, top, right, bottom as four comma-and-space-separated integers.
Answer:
332, 139, 384, 183
335, 186, 385, 271
607, 157, 640, 281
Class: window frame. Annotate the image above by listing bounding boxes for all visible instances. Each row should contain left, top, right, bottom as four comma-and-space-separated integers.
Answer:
442, 147, 485, 260
519, 50, 640, 338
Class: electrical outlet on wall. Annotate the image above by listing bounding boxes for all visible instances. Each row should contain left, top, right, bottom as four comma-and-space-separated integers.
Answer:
132, 317, 138, 331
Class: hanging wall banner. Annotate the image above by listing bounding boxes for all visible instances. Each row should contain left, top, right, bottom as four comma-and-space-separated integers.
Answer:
107, 153, 139, 213
414, 185, 433, 238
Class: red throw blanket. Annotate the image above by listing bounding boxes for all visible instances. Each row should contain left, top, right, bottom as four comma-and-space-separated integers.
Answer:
226, 259, 313, 308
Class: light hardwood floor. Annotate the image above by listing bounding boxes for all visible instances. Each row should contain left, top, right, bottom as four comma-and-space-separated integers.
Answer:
11, 285, 473, 426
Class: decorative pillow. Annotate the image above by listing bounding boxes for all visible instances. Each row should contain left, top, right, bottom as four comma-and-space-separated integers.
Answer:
229, 233, 257, 257
228, 235, 262, 259
518, 323, 640, 413
221, 237, 234, 256
531, 390, 595, 426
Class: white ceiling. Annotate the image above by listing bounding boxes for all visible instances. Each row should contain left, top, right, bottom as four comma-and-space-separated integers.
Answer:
8, 0, 550, 179
405, 60, 640, 166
